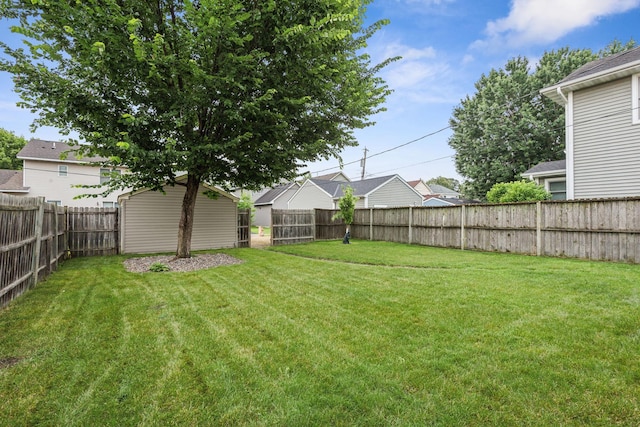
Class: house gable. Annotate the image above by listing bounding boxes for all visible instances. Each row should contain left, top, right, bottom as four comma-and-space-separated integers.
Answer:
287, 179, 335, 209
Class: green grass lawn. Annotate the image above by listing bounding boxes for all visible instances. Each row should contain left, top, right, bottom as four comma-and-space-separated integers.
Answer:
1, 241, 640, 425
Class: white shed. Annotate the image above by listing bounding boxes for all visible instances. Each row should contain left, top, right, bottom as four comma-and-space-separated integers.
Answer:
118, 180, 239, 254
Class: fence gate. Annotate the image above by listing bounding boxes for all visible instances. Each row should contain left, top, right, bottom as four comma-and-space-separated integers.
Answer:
271, 209, 315, 245
237, 209, 251, 248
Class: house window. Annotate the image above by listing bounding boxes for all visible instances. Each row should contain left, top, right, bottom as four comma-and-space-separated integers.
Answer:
100, 168, 121, 184
547, 180, 567, 200
47, 200, 62, 206
633, 73, 640, 125
58, 165, 68, 177
102, 201, 118, 208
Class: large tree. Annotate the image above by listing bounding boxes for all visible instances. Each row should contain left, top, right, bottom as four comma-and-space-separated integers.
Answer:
0, 0, 393, 257
0, 128, 27, 169
448, 48, 598, 199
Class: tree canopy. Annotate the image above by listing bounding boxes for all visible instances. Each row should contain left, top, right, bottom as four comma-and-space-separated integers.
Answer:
0, 128, 27, 170
426, 176, 460, 191
332, 185, 358, 229
0, 0, 393, 257
448, 40, 636, 200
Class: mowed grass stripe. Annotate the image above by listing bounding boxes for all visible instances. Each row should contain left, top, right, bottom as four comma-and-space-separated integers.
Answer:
0, 243, 639, 425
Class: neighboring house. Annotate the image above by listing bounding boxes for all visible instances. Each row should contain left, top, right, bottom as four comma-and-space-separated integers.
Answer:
422, 197, 475, 207
312, 171, 351, 182
288, 174, 423, 209
540, 46, 640, 199
118, 176, 239, 253
253, 181, 300, 227
407, 179, 460, 199
17, 139, 126, 207
0, 169, 29, 195
522, 159, 567, 200
427, 183, 460, 198
406, 179, 431, 198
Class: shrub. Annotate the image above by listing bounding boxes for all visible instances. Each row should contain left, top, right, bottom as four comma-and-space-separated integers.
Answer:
486, 180, 551, 203
149, 262, 170, 272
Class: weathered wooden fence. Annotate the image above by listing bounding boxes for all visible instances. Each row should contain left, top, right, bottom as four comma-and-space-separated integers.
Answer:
1, 195, 67, 308
67, 207, 119, 257
271, 198, 640, 263
271, 209, 316, 245
237, 209, 251, 248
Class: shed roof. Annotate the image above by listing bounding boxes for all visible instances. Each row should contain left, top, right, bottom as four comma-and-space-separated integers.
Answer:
118, 174, 238, 203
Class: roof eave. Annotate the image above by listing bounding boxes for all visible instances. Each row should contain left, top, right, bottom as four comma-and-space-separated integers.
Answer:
522, 168, 566, 179
541, 61, 640, 105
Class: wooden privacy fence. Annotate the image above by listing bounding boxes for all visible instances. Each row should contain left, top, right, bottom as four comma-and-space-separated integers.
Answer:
67, 207, 119, 257
1, 194, 66, 308
237, 209, 251, 248
271, 198, 640, 263
271, 209, 316, 245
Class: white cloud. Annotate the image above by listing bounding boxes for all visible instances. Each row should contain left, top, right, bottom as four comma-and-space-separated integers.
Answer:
371, 42, 460, 105
474, 0, 640, 49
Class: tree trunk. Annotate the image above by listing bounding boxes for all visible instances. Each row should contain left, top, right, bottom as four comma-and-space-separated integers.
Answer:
176, 174, 201, 258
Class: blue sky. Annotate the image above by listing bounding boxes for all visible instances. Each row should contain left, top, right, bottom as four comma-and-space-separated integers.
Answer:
1, 0, 639, 183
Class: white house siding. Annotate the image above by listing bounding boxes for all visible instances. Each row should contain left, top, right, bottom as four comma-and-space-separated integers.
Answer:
22, 159, 123, 207
367, 177, 423, 207
288, 182, 333, 209
254, 206, 271, 227
573, 78, 640, 198
120, 185, 237, 254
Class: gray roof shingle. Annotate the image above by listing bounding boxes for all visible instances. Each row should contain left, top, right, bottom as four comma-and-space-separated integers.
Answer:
254, 182, 297, 205
560, 46, 640, 84
0, 169, 28, 192
523, 159, 566, 175
17, 139, 106, 163
312, 175, 396, 198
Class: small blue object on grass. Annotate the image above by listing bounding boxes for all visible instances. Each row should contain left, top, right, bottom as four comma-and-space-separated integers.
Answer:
342, 230, 350, 244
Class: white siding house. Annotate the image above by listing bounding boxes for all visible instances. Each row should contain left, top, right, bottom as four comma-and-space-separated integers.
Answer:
253, 182, 300, 227
118, 180, 238, 254
17, 139, 126, 207
288, 174, 423, 209
540, 46, 640, 199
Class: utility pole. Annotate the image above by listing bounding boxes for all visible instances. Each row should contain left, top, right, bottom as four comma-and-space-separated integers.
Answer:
360, 147, 368, 180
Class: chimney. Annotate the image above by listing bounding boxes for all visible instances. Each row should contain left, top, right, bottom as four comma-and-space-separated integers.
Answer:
52, 142, 56, 149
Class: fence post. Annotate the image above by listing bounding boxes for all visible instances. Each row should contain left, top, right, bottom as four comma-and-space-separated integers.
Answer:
536, 201, 542, 257
312, 209, 316, 241
30, 197, 45, 288
460, 205, 465, 251
408, 207, 413, 245
369, 208, 373, 241
53, 204, 59, 270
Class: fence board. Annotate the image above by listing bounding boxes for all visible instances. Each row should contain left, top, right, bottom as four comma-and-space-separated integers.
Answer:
66, 207, 119, 257
271, 209, 314, 245
237, 209, 251, 248
271, 198, 640, 263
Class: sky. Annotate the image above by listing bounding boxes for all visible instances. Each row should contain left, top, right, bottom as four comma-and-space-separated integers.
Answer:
1, 0, 639, 184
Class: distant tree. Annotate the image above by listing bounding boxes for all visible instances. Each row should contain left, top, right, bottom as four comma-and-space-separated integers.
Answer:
426, 176, 460, 191
238, 192, 255, 223
448, 48, 597, 200
332, 185, 358, 232
0, 0, 394, 258
598, 38, 636, 56
0, 128, 27, 170
486, 180, 550, 203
